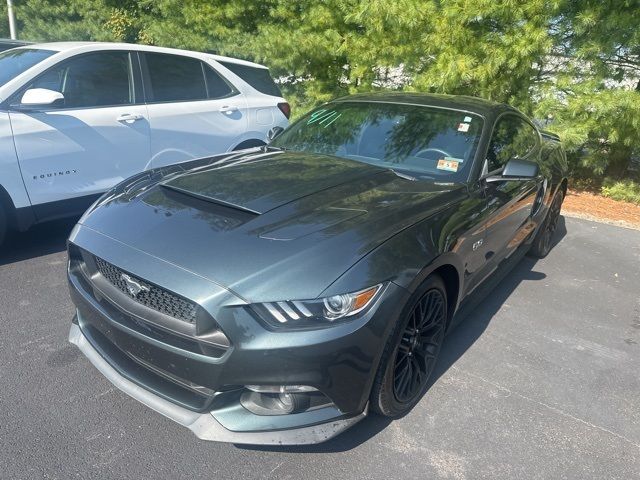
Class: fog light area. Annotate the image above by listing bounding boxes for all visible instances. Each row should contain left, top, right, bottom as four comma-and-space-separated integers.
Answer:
240, 387, 332, 416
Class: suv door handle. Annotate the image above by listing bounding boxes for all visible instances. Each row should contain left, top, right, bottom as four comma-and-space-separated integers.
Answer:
219, 105, 239, 114
117, 113, 144, 123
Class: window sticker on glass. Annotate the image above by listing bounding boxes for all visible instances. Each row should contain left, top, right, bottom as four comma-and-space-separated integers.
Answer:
307, 109, 342, 127
457, 123, 470, 132
437, 158, 460, 172
464, 116, 472, 122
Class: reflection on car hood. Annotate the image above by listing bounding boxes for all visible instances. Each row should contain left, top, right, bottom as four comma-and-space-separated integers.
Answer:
160, 150, 382, 214
81, 150, 467, 301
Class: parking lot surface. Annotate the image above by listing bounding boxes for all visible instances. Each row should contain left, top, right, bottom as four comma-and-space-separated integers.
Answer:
1, 216, 638, 480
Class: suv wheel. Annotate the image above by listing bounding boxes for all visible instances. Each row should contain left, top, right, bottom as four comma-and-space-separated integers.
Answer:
370, 275, 447, 417
233, 139, 266, 151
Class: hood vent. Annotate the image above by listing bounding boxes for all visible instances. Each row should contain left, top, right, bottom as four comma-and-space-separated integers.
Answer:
161, 183, 261, 215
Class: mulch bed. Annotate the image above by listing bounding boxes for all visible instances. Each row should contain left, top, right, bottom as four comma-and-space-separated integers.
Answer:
563, 189, 640, 230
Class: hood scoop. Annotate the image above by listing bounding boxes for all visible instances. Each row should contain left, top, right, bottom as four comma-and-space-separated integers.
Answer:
160, 151, 382, 215
160, 183, 261, 215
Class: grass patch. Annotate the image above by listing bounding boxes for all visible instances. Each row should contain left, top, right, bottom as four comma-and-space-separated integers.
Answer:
601, 179, 640, 205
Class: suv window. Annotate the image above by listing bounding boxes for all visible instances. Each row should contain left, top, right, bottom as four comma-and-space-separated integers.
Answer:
218, 61, 281, 97
487, 114, 538, 172
203, 65, 235, 98
29, 51, 133, 108
145, 53, 208, 102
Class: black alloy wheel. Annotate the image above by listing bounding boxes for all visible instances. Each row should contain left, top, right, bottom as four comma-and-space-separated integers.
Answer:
393, 289, 446, 403
370, 275, 447, 417
529, 189, 564, 258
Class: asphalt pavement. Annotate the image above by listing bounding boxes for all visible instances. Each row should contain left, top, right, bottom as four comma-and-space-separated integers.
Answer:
1, 216, 638, 480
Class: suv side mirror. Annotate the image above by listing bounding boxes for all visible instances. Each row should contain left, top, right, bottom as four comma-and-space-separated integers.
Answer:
267, 126, 285, 142
17, 88, 65, 110
486, 158, 539, 183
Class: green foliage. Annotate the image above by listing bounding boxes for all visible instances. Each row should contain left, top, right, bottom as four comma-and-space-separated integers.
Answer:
3, 0, 640, 179
601, 178, 640, 205
534, 0, 640, 178
536, 87, 640, 177
0, 3, 8, 38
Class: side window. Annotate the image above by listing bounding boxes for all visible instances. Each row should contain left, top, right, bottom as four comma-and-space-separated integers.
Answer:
218, 60, 282, 97
145, 53, 207, 102
487, 115, 538, 172
29, 51, 133, 108
203, 65, 235, 99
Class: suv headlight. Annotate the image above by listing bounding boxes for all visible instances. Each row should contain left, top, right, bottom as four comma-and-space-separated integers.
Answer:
253, 284, 384, 328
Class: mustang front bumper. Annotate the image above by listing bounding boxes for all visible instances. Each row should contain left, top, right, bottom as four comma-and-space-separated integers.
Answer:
69, 323, 367, 445
66, 226, 409, 445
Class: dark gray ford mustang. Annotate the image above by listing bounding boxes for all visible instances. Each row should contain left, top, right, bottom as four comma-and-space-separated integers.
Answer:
67, 93, 567, 445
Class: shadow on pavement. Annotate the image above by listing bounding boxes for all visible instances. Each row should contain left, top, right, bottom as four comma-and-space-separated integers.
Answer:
0, 217, 78, 267
239, 217, 567, 453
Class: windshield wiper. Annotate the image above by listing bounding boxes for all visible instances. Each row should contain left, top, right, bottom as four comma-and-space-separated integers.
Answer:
389, 169, 417, 181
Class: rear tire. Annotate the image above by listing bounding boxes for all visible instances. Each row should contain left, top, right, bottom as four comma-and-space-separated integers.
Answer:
370, 275, 447, 417
528, 188, 564, 259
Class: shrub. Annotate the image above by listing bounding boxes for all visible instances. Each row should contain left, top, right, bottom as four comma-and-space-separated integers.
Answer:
601, 179, 640, 205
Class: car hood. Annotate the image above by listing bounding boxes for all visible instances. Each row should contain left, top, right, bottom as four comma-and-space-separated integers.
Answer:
80, 150, 467, 301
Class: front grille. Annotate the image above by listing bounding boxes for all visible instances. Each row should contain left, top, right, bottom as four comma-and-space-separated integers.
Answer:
94, 256, 198, 323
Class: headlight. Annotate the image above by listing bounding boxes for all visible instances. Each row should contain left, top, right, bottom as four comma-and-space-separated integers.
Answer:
254, 284, 384, 328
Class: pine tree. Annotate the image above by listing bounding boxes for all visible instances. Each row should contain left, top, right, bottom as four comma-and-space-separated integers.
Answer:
4, 0, 640, 179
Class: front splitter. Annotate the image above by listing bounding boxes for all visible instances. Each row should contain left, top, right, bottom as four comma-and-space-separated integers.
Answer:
68, 323, 367, 445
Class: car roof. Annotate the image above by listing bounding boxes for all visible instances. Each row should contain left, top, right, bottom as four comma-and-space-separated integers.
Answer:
18, 41, 269, 69
331, 92, 517, 118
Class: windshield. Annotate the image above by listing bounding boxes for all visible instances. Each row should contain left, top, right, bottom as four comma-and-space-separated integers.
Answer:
272, 101, 484, 180
0, 48, 56, 87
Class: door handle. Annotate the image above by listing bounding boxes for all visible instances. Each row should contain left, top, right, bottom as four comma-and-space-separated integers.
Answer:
219, 105, 239, 114
117, 113, 144, 123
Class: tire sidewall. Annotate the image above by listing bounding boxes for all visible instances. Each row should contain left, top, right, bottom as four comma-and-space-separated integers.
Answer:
372, 274, 448, 417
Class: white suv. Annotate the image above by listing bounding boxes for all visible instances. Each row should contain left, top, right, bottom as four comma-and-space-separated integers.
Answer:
0, 42, 290, 244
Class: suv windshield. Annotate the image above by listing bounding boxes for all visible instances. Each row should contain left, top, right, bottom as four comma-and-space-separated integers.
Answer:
0, 48, 55, 87
272, 101, 484, 181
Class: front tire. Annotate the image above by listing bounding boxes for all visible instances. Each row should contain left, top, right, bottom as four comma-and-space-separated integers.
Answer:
370, 275, 447, 417
528, 188, 564, 258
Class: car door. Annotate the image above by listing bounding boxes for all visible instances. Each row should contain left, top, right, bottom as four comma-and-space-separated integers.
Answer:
8, 50, 150, 211
141, 52, 248, 169
477, 114, 543, 268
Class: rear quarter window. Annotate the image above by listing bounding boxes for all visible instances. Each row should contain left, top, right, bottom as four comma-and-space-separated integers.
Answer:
218, 61, 282, 97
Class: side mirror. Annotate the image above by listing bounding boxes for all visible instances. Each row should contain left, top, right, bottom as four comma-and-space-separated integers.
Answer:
486, 158, 539, 183
267, 126, 285, 142
17, 88, 65, 110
